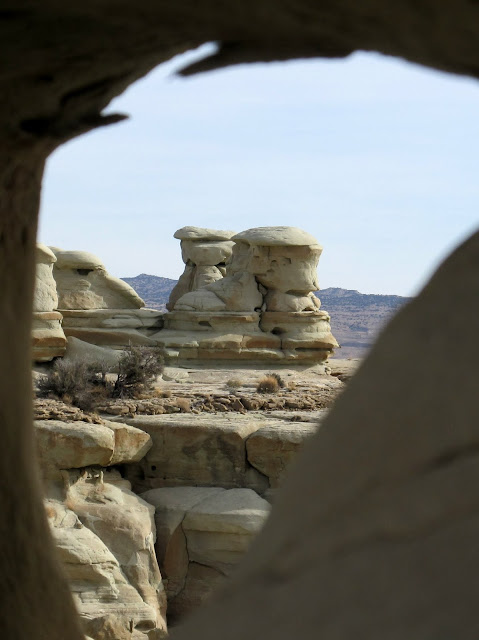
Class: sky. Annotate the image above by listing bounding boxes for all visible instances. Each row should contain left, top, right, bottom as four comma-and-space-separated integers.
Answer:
39, 44, 479, 296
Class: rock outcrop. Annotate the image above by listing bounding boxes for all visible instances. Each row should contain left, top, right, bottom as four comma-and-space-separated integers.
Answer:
51, 249, 163, 348
141, 486, 270, 622
166, 227, 236, 311
35, 418, 167, 640
116, 413, 320, 497
32, 244, 67, 361
157, 226, 338, 365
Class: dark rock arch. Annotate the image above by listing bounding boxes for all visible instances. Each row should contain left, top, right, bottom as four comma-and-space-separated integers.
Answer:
1, 3, 478, 639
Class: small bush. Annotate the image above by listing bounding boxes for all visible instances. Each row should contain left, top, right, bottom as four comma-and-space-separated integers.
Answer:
175, 397, 191, 412
112, 344, 165, 399
226, 378, 243, 389
256, 375, 280, 394
269, 372, 285, 388
37, 358, 111, 411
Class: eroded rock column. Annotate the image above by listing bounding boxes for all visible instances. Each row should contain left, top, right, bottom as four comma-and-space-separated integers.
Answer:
32, 244, 67, 361
159, 225, 337, 364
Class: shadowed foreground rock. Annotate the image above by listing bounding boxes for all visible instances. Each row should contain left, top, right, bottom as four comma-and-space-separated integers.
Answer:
171, 232, 479, 639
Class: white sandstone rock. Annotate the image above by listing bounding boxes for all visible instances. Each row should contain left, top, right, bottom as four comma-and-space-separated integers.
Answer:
52, 249, 144, 310
174, 227, 236, 241
32, 244, 67, 361
63, 336, 125, 370
141, 486, 270, 621
34, 244, 59, 312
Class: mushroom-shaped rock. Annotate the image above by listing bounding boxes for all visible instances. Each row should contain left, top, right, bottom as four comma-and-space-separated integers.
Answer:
52, 249, 144, 310
232, 226, 322, 294
232, 226, 321, 248
32, 243, 66, 361
174, 226, 236, 241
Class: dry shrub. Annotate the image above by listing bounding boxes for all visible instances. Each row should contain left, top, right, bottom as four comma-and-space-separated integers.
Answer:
256, 375, 281, 394
37, 344, 165, 410
226, 378, 243, 389
112, 344, 165, 399
37, 358, 110, 411
152, 388, 172, 398
176, 397, 191, 412
268, 372, 285, 388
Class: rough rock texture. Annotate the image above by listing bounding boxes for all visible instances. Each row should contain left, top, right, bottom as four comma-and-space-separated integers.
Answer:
2, 4, 479, 640
141, 487, 270, 622
32, 244, 67, 361
35, 418, 167, 639
35, 419, 152, 471
117, 414, 269, 494
51, 249, 164, 348
52, 250, 145, 310
246, 422, 318, 488
62, 336, 125, 370
116, 413, 319, 497
167, 227, 236, 311
159, 226, 337, 365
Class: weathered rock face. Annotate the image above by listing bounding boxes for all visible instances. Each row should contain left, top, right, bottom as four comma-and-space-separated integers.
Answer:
35, 418, 167, 640
51, 249, 164, 348
167, 227, 236, 311
116, 413, 320, 497
141, 487, 270, 622
158, 226, 337, 365
32, 244, 67, 361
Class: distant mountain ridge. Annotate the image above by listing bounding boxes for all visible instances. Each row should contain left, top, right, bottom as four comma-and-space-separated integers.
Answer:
121, 274, 177, 310
318, 288, 410, 358
121, 274, 411, 358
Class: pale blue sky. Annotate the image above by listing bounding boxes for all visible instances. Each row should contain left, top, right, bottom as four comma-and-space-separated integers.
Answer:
39, 45, 479, 296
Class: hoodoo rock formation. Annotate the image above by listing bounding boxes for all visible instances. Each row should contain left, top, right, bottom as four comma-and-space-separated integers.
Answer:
158, 225, 338, 365
48, 249, 163, 351
32, 244, 67, 361
166, 227, 236, 311
36, 227, 338, 366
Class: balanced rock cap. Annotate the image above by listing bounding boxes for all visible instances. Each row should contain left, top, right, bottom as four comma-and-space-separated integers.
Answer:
174, 226, 237, 241
232, 226, 321, 247
36, 243, 57, 263
52, 250, 105, 270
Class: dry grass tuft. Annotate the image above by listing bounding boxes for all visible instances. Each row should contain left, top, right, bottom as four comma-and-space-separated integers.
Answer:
256, 375, 281, 394
176, 397, 191, 412
226, 378, 243, 389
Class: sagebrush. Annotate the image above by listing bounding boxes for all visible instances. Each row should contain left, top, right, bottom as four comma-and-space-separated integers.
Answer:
112, 344, 164, 398
256, 375, 281, 394
36, 358, 110, 411
37, 344, 165, 409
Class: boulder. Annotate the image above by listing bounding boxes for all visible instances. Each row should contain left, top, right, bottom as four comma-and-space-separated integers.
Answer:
103, 420, 152, 465
246, 422, 318, 488
141, 487, 270, 621
35, 420, 115, 471
62, 336, 125, 370
35, 419, 152, 471
182, 488, 271, 573
141, 487, 225, 599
